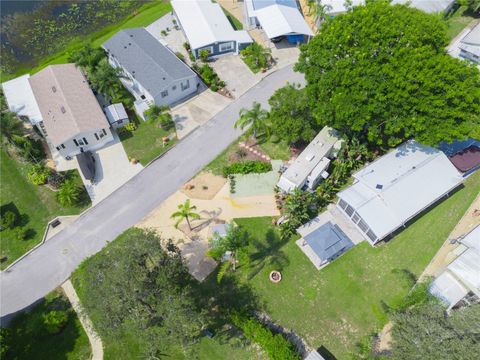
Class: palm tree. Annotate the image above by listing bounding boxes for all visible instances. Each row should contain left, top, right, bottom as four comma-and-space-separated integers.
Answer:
207, 225, 248, 282
234, 102, 269, 139
0, 112, 25, 142
242, 43, 271, 70
171, 199, 200, 231
56, 179, 80, 207
310, 0, 332, 26
89, 58, 124, 100
144, 104, 170, 123
68, 43, 105, 71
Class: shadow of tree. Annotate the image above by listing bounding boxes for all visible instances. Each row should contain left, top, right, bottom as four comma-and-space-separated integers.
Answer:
246, 228, 290, 280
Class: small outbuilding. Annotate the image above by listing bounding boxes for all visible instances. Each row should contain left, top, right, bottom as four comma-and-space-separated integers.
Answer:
104, 103, 129, 129
296, 221, 354, 270
172, 0, 253, 59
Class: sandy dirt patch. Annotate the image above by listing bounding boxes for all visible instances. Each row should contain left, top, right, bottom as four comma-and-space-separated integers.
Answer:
181, 171, 227, 200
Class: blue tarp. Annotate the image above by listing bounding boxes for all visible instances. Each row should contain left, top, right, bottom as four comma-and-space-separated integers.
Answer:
287, 34, 305, 43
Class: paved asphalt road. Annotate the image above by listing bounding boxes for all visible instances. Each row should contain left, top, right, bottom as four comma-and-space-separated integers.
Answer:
1, 64, 305, 319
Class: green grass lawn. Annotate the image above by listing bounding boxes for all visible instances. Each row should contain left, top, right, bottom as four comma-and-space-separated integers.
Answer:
4, 289, 91, 360
119, 121, 177, 165
232, 170, 480, 358
4, 1, 172, 81
221, 6, 243, 30
445, 5, 478, 41
0, 148, 88, 269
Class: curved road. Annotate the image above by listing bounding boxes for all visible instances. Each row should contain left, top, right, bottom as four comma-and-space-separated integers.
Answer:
1, 65, 305, 319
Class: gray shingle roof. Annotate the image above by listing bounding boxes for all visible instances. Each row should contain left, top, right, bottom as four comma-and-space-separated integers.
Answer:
304, 222, 353, 262
103, 28, 195, 97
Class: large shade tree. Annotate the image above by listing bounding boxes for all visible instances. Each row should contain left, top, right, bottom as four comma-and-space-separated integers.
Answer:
295, 1, 480, 148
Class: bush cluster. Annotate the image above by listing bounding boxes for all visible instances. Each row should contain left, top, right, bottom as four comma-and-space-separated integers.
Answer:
43, 310, 69, 334
223, 160, 272, 177
231, 313, 300, 360
192, 63, 225, 91
27, 164, 50, 185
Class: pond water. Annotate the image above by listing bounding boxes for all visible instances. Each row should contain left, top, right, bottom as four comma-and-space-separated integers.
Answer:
0, 0, 47, 17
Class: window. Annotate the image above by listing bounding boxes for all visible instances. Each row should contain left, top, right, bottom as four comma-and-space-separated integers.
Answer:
102, 129, 107, 135
140, 95, 146, 100
95, 133, 99, 140
61, 144, 65, 149
181, 79, 190, 91
357, 219, 369, 233
219, 42, 234, 52
338, 199, 348, 210
366, 230, 377, 242
56, 146, 60, 151
161, 90, 168, 98
351, 213, 360, 224
73, 139, 79, 146
118, 119, 123, 124
77, 139, 85, 146
345, 204, 355, 217
83, 137, 88, 145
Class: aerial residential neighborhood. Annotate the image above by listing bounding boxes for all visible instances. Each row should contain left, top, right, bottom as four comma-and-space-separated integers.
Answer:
0, 1, 479, 360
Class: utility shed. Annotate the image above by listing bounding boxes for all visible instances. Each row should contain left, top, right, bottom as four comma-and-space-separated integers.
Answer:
297, 221, 354, 269
277, 126, 342, 192
104, 103, 129, 129
337, 140, 464, 245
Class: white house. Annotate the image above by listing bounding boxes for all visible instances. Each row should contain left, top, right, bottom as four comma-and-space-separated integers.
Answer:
337, 141, 464, 245
172, 0, 253, 59
244, 0, 313, 42
103, 27, 200, 119
277, 126, 343, 193
430, 225, 480, 310
1, 74, 45, 136
29, 64, 114, 159
458, 23, 480, 64
104, 103, 129, 129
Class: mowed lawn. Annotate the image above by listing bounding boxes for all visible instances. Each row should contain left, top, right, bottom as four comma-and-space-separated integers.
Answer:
234, 170, 480, 358
5, 290, 91, 360
0, 149, 87, 269
445, 5, 478, 41
119, 121, 177, 165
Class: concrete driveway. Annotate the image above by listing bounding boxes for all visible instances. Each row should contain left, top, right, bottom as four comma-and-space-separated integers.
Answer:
79, 134, 143, 205
0, 64, 305, 320
211, 55, 260, 98
172, 89, 233, 139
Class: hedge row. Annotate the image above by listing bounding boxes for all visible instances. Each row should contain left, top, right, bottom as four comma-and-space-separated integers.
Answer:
223, 160, 272, 177
231, 313, 300, 360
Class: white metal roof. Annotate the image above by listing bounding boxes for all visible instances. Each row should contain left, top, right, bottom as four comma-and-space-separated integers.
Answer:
429, 271, 469, 309
322, 0, 454, 15
338, 141, 463, 240
460, 225, 480, 250
104, 103, 128, 124
1, 74, 43, 125
459, 24, 480, 58
171, 0, 252, 51
448, 248, 480, 293
278, 127, 342, 192
254, 4, 313, 39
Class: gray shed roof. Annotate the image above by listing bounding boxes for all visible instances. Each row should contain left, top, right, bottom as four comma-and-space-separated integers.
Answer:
304, 222, 353, 262
103, 28, 196, 97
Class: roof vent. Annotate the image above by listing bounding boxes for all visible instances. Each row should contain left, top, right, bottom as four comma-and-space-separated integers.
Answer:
376, 184, 383, 190
130, 34, 133, 37
52, 86, 56, 93
60, 106, 66, 114
305, 154, 314, 162
128, 43, 132, 46
124, 46, 127, 49
163, 77, 166, 80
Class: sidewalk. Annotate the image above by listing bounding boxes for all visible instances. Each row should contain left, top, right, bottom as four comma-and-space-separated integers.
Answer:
61, 280, 104, 360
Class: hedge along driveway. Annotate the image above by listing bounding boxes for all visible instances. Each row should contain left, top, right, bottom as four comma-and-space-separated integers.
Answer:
5, 1, 172, 81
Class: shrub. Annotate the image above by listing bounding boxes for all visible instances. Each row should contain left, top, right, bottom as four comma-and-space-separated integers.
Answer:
223, 160, 272, 177
231, 313, 299, 360
0, 327, 10, 358
175, 52, 185, 62
13, 136, 45, 163
1, 210, 17, 230
183, 42, 191, 51
56, 179, 80, 207
124, 122, 137, 132
161, 30, 168, 37
199, 49, 210, 62
160, 117, 175, 131
189, 51, 196, 62
27, 164, 50, 185
43, 310, 69, 334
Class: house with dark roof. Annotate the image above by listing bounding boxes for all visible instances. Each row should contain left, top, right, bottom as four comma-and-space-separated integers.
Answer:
29, 64, 114, 160
103, 28, 200, 119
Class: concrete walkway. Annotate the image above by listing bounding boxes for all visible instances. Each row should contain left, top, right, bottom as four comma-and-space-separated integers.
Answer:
61, 280, 103, 360
1, 64, 305, 320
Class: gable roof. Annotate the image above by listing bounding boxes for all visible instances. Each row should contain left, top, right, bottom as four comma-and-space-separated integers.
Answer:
103, 28, 196, 97
29, 64, 109, 146
255, 4, 313, 38
105, 103, 128, 124
304, 221, 353, 261
2, 74, 43, 125
338, 141, 463, 241
171, 0, 252, 50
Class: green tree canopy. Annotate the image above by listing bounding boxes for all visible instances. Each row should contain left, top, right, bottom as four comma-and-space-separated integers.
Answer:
296, 1, 480, 147
268, 83, 317, 145
391, 303, 480, 359
72, 228, 206, 358
234, 101, 269, 139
